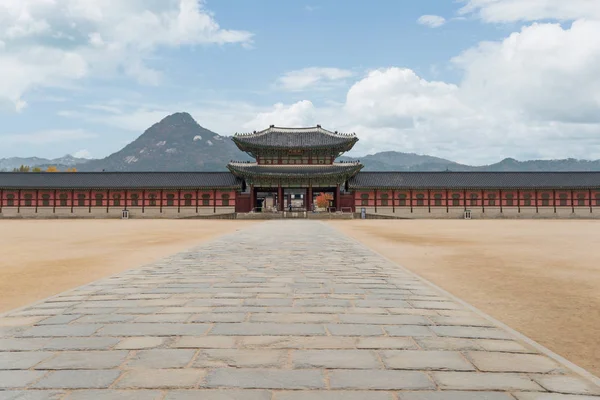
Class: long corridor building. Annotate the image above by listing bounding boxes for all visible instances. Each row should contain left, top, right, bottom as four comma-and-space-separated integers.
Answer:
2, 126, 600, 219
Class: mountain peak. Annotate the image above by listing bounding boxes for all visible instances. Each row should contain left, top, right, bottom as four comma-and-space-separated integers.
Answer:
159, 112, 197, 126
75, 111, 251, 172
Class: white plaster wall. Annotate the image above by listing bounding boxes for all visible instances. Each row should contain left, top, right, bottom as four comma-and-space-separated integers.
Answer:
2, 203, 597, 219
363, 205, 600, 219
0, 206, 236, 219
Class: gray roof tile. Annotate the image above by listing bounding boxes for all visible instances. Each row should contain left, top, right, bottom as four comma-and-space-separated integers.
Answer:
349, 172, 600, 189
0, 172, 241, 189
227, 162, 363, 177
233, 126, 357, 149
2, 171, 599, 191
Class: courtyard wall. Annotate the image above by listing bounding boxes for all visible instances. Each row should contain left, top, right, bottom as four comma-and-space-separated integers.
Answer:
2, 187, 600, 219
354, 189, 600, 219
0, 189, 236, 218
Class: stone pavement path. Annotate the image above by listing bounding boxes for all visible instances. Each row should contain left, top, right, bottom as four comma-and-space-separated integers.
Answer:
1, 220, 600, 400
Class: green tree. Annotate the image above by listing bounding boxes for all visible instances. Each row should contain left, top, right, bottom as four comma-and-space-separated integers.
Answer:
32, 167, 42, 172
13, 165, 31, 172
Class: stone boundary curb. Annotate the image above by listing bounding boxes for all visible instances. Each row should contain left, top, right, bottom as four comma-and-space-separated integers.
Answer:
326, 220, 600, 388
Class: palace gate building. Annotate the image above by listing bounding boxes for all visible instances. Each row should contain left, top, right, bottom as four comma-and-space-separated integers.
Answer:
1, 125, 600, 219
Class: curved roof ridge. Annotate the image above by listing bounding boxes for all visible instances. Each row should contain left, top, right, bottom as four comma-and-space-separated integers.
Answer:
227, 163, 364, 178
227, 160, 362, 168
234, 125, 355, 137
228, 161, 258, 166
333, 160, 362, 165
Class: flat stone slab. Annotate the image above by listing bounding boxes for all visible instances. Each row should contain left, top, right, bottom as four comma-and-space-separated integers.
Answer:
0, 220, 598, 397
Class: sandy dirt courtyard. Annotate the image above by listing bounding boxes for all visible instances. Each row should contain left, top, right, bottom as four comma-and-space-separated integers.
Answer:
0, 220, 254, 314
330, 219, 600, 377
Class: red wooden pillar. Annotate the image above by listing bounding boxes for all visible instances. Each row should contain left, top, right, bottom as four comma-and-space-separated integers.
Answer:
335, 184, 341, 211
571, 189, 575, 213
107, 189, 111, 213
409, 189, 413, 213
17, 189, 21, 213
481, 190, 485, 213
124, 190, 128, 211
0, 188, 3, 213
517, 189, 521, 213
305, 188, 310, 211
160, 189, 163, 213
463, 189, 467, 211
499, 189, 503, 213
213, 189, 217, 213
196, 189, 199, 213
374, 189, 378, 213
71, 189, 74, 213
553, 189, 556, 213
250, 185, 255, 211
427, 189, 431, 213
590, 189, 593, 213
445, 189, 449, 213
178, 189, 181, 213
392, 189, 395, 213
535, 189, 539, 213
35, 189, 39, 213
306, 186, 313, 211
278, 184, 283, 211
88, 190, 92, 213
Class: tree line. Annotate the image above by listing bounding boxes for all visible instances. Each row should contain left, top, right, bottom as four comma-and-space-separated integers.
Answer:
9, 165, 77, 172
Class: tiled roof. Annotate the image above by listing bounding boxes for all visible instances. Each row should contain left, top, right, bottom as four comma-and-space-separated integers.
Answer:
349, 172, 600, 189
3, 171, 598, 190
0, 172, 242, 189
233, 126, 358, 149
227, 162, 363, 178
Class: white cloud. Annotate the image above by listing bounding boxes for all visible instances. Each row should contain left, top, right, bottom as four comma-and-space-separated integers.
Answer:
0, 129, 97, 145
73, 149, 93, 159
459, 0, 600, 23
87, 109, 175, 132
59, 99, 264, 138
417, 15, 446, 28
0, 0, 253, 112
242, 100, 319, 130
0, 47, 88, 112
237, 20, 600, 164
276, 67, 353, 91
49, 12, 600, 164
454, 20, 600, 123
345, 68, 469, 128
84, 104, 123, 114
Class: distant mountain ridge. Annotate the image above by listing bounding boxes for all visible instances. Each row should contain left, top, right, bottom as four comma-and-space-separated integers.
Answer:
3, 112, 600, 172
78, 112, 251, 172
0, 155, 91, 171
339, 154, 600, 172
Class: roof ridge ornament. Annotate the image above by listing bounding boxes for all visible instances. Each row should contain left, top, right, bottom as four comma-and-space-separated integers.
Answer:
234, 125, 357, 137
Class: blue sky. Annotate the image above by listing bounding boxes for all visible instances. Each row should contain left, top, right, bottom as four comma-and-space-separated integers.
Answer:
1, 0, 600, 164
